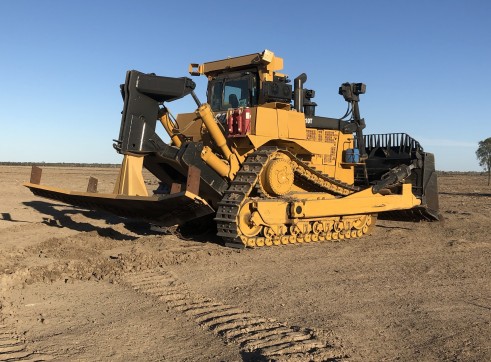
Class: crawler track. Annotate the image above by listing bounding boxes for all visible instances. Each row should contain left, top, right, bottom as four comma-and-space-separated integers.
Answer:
215, 147, 374, 248
124, 269, 345, 361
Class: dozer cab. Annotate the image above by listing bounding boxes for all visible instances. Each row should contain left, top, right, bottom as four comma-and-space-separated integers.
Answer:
25, 50, 439, 248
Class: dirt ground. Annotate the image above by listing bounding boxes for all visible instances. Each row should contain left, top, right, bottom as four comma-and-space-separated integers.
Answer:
0, 166, 490, 361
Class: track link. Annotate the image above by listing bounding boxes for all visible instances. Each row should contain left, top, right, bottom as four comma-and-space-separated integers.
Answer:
215, 147, 374, 248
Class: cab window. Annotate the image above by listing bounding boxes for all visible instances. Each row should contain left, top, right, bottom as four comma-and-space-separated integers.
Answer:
208, 74, 257, 112
224, 79, 249, 108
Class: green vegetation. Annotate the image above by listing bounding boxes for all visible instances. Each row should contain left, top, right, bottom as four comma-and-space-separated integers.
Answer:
476, 137, 491, 186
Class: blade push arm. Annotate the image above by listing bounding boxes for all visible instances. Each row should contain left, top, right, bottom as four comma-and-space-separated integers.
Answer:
114, 70, 196, 154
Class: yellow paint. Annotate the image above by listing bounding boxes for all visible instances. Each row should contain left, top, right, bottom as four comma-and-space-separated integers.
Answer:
254, 106, 279, 138
113, 155, 148, 196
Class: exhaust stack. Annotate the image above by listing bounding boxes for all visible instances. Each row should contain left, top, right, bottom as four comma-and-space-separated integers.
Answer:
294, 73, 307, 112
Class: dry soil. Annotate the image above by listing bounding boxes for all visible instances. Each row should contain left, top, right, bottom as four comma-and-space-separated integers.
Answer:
0, 166, 490, 361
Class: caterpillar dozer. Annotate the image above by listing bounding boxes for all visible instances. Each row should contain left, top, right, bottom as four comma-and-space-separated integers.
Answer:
25, 50, 439, 248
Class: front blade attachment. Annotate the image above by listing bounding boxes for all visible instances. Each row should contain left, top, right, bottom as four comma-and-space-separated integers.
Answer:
24, 183, 214, 227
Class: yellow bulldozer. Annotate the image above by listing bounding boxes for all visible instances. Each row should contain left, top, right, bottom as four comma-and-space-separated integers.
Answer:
25, 50, 439, 248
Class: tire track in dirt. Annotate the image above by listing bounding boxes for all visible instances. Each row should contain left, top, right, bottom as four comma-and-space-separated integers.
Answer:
124, 269, 345, 361
0, 321, 52, 362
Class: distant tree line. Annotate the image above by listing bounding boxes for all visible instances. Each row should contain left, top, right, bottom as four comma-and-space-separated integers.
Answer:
437, 171, 483, 175
476, 137, 491, 185
0, 162, 120, 168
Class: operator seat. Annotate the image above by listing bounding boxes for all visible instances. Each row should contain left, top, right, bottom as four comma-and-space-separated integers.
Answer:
229, 94, 239, 108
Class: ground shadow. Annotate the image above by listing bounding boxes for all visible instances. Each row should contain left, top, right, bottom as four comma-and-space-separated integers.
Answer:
23, 200, 139, 240
240, 351, 269, 362
1, 212, 34, 223
1, 212, 12, 221
153, 214, 224, 245
239, 351, 340, 362
22, 200, 223, 244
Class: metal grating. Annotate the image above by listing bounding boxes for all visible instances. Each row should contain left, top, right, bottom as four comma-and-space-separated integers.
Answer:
358, 133, 423, 154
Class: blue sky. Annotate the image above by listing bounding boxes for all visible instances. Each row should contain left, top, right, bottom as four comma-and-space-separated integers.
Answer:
0, 0, 489, 171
